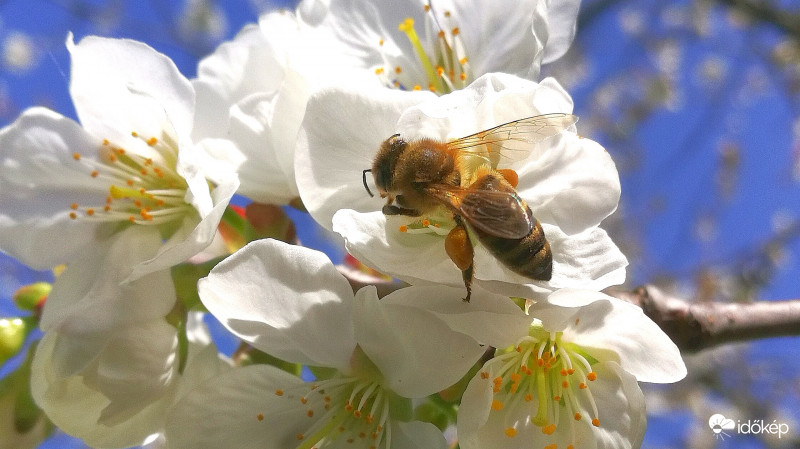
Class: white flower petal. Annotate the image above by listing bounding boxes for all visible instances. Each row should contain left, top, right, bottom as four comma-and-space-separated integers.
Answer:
352, 286, 486, 398
380, 284, 530, 348
456, 363, 494, 449
41, 225, 175, 334
541, 0, 581, 64
31, 331, 166, 449
475, 225, 629, 298
221, 93, 300, 204
516, 133, 620, 235
198, 239, 356, 369
165, 365, 310, 449
392, 420, 448, 449
564, 295, 687, 383
0, 107, 107, 269
68, 33, 195, 146
333, 209, 464, 287
396, 74, 573, 143
191, 21, 287, 141
296, 85, 434, 229
89, 321, 178, 426
590, 362, 647, 449
447, 0, 546, 78
527, 289, 608, 331
297, 0, 421, 72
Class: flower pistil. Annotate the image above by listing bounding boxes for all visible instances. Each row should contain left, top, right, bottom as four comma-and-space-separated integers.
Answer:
375, 3, 471, 94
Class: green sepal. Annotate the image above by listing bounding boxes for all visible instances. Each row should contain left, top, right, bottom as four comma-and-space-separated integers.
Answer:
236, 344, 302, 377
170, 257, 226, 312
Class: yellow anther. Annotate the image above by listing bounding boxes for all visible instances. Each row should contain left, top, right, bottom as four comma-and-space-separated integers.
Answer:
491, 399, 504, 411
504, 427, 517, 437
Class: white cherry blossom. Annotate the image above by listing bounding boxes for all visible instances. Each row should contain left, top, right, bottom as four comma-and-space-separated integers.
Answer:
0, 34, 237, 333
457, 289, 687, 449
296, 73, 626, 298
165, 239, 529, 449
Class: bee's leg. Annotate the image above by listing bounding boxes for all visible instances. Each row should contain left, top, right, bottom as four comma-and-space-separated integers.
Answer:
382, 204, 421, 216
445, 216, 474, 302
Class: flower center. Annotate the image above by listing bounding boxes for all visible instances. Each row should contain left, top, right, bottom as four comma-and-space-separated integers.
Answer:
481, 331, 601, 448
260, 376, 393, 449
374, 3, 471, 94
68, 131, 194, 227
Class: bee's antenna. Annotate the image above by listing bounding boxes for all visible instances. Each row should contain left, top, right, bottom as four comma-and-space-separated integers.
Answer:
362, 169, 374, 197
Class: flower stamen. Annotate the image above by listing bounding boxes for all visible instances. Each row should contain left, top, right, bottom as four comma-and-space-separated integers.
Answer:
483, 331, 604, 448
67, 131, 195, 228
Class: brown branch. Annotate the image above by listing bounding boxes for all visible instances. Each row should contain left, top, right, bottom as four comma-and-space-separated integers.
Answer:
717, 0, 800, 41
606, 285, 800, 353
338, 267, 800, 353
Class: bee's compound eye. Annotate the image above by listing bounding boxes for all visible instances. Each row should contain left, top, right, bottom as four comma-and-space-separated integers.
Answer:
375, 165, 392, 191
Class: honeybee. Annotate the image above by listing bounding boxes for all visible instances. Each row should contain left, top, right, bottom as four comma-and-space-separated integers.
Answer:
362, 113, 578, 301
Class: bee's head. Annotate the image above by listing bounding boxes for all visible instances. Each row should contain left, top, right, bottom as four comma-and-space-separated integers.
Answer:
365, 133, 406, 197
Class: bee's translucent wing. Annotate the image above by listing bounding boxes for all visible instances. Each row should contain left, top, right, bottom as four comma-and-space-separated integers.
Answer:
425, 184, 533, 239
446, 113, 578, 163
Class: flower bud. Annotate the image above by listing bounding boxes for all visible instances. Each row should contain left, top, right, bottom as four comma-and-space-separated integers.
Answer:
0, 318, 31, 365
12, 282, 50, 311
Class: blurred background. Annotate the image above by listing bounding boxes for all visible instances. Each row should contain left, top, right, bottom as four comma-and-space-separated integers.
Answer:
0, 0, 799, 448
